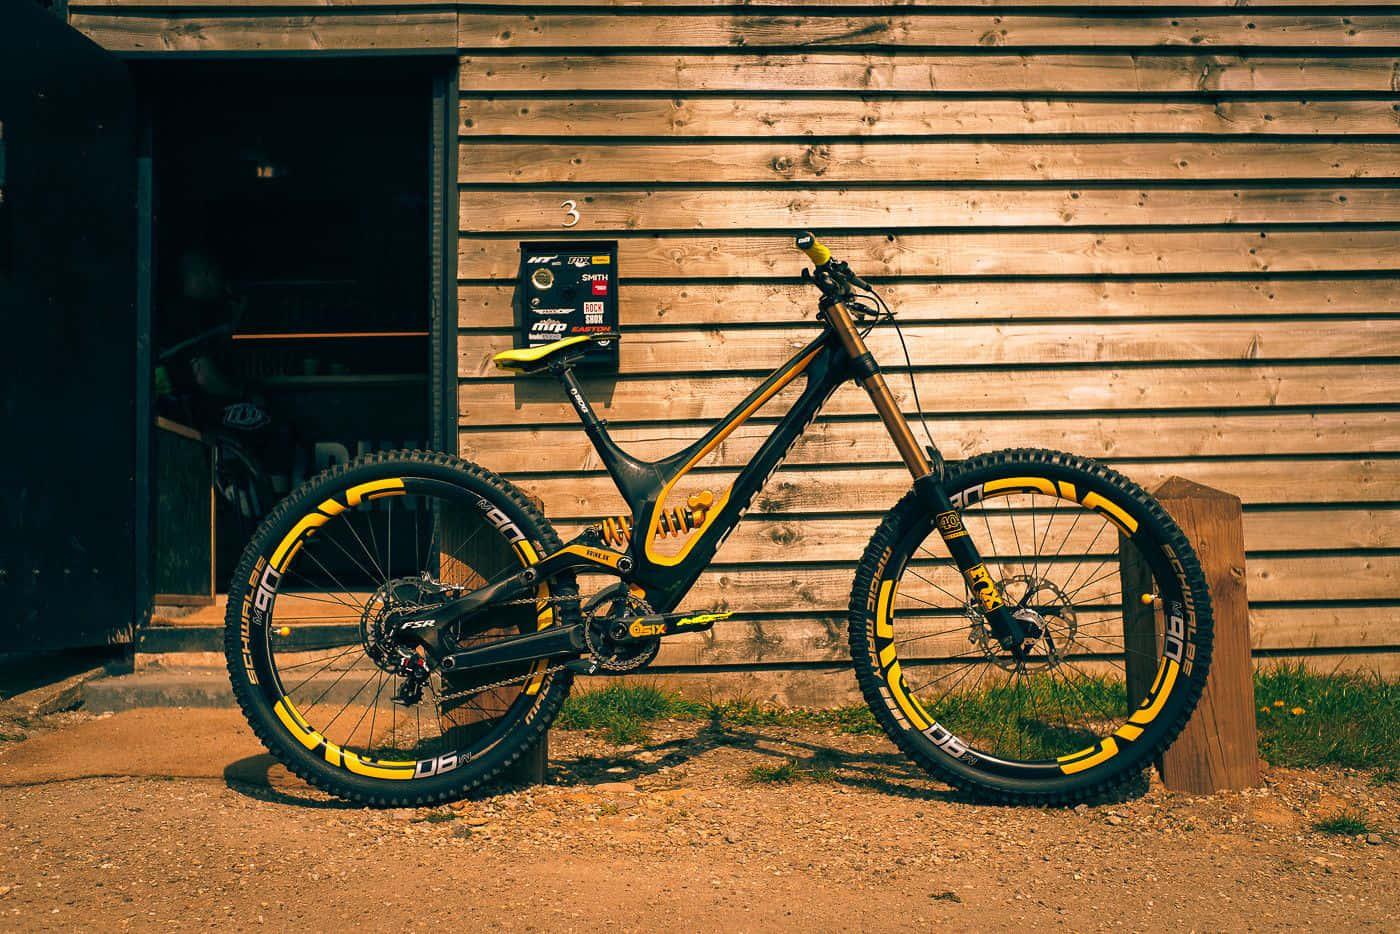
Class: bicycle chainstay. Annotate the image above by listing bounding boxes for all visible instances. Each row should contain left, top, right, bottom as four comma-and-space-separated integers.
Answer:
425, 593, 579, 704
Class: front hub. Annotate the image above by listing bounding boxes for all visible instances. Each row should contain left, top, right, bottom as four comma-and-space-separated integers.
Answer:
968, 575, 1077, 671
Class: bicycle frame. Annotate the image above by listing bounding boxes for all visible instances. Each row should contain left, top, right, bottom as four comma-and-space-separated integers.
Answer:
413, 295, 1030, 675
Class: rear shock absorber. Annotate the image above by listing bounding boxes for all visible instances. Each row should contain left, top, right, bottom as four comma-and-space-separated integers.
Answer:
600, 491, 714, 548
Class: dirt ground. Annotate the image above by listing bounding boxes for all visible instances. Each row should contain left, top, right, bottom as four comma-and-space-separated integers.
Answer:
0, 707, 1395, 933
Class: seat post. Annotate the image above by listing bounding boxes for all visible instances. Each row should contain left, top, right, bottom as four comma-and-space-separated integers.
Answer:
553, 364, 606, 437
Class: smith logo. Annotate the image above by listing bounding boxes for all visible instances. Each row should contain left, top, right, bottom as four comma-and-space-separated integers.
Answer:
963, 563, 1004, 613
936, 511, 967, 539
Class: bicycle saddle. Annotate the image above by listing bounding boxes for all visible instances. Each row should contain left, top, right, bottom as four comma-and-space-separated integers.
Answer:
492, 332, 619, 374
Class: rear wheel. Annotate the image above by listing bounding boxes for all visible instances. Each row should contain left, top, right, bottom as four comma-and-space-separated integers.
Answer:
849, 448, 1214, 803
224, 450, 574, 806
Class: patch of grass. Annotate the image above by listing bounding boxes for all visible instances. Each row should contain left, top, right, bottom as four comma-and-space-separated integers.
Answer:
421, 811, 457, 824
1313, 810, 1373, 836
1255, 664, 1400, 771
1369, 766, 1399, 787
748, 760, 799, 783
709, 699, 881, 735
555, 667, 1398, 771
556, 683, 706, 744
747, 753, 841, 784
922, 672, 1129, 761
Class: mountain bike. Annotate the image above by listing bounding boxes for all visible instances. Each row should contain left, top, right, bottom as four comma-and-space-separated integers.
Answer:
224, 233, 1214, 806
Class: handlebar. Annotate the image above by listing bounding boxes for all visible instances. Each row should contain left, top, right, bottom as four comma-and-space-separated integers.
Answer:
794, 231, 871, 293
795, 231, 832, 267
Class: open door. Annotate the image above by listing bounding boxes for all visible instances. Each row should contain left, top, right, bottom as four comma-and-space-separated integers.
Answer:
0, 4, 144, 650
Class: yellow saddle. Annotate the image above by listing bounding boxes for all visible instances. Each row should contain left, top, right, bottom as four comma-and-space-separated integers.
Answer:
492, 332, 619, 374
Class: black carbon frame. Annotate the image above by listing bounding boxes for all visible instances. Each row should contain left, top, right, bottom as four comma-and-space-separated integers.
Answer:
553, 326, 855, 612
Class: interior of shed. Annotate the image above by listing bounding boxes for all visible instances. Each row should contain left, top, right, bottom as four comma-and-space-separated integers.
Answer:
141, 61, 433, 593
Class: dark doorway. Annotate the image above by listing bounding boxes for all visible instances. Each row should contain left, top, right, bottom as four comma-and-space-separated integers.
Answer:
139, 61, 435, 588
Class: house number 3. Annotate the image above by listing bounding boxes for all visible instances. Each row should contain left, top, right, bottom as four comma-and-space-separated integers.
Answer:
561, 200, 580, 227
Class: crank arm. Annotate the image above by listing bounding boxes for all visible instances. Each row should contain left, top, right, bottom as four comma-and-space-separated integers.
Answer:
438, 624, 585, 673
622, 610, 732, 641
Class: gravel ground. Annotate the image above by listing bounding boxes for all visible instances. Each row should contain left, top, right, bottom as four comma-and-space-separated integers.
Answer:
0, 708, 1395, 932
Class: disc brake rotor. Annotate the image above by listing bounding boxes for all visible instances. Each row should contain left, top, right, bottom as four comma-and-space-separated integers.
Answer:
966, 574, 1078, 671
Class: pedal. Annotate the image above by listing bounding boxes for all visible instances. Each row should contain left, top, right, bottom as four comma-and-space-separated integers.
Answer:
565, 657, 601, 675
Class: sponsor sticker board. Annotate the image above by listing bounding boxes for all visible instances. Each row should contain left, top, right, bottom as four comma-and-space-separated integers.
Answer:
516, 240, 619, 370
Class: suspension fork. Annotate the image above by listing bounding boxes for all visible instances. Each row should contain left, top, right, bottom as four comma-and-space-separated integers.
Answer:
822, 299, 1028, 648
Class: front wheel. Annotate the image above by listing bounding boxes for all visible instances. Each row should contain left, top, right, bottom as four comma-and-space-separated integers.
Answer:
849, 448, 1214, 804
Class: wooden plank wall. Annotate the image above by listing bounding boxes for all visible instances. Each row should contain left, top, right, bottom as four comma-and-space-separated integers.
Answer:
67, 1, 1400, 689
454, 3, 1400, 680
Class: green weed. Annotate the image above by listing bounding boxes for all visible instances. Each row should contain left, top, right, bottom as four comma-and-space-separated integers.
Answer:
748, 760, 799, 783
556, 683, 706, 744
1313, 810, 1373, 836
1369, 766, 1399, 787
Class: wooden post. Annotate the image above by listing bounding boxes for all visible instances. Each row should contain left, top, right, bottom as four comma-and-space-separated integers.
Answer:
1121, 476, 1260, 794
502, 733, 548, 786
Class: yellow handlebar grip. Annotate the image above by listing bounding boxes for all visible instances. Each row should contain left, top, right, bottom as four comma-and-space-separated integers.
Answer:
795, 231, 832, 267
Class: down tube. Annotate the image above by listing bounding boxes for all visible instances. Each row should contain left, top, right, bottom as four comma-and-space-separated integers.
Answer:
641, 341, 853, 612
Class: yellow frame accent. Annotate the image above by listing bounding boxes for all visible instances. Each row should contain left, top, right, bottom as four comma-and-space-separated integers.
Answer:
642, 348, 821, 567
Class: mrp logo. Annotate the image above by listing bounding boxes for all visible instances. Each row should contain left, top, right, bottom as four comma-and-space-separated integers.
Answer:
478, 498, 525, 544
531, 319, 568, 335
963, 563, 1004, 613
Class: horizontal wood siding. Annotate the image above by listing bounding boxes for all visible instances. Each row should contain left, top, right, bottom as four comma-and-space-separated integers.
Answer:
455, 4, 1400, 675
67, 2, 1398, 679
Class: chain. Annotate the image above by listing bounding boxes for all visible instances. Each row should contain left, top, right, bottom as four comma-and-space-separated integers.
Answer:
429, 590, 660, 701
434, 659, 576, 704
